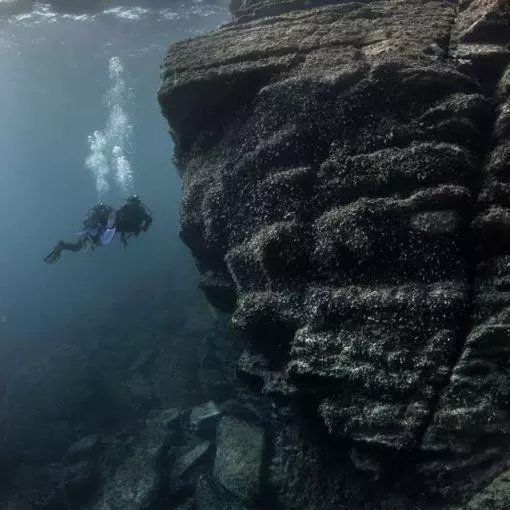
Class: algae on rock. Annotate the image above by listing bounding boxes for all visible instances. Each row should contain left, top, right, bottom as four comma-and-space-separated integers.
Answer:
158, 0, 510, 507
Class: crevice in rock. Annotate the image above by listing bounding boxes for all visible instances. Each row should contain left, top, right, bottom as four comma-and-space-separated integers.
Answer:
235, 0, 383, 24
446, 1, 460, 60
161, 47, 300, 78
416, 61, 505, 461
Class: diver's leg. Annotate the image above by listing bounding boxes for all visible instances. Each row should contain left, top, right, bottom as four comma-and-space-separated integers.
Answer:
60, 239, 85, 252
43, 238, 85, 264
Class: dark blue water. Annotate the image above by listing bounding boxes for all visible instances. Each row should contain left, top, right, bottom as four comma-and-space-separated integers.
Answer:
0, 2, 229, 370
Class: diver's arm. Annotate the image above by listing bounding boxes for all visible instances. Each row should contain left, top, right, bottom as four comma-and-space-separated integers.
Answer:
120, 232, 133, 249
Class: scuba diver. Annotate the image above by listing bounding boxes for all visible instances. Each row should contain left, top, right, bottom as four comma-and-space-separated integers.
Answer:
43, 195, 152, 264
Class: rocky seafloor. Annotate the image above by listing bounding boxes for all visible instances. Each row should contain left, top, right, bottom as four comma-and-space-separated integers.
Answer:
156, 0, 510, 508
0, 282, 270, 510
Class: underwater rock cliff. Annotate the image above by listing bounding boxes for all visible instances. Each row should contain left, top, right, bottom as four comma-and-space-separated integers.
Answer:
158, 0, 510, 507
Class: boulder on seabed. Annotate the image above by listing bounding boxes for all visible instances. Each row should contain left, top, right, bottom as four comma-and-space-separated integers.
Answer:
220, 400, 262, 425
66, 435, 103, 462
174, 500, 196, 510
190, 401, 221, 438
196, 474, 247, 510
171, 441, 211, 479
213, 416, 266, 503
91, 411, 172, 510
158, 407, 182, 429
466, 470, 510, 510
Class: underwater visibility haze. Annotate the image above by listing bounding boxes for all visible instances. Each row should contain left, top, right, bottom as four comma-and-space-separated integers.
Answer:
0, 1, 228, 369
2, 0, 510, 508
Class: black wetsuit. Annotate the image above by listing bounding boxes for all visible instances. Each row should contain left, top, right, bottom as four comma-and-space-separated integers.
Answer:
116, 199, 152, 246
59, 239, 85, 252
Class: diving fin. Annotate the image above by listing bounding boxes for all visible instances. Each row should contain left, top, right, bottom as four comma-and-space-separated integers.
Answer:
43, 241, 64, 264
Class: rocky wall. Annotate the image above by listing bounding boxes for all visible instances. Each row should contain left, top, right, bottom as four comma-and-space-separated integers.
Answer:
158, 0, 510, 507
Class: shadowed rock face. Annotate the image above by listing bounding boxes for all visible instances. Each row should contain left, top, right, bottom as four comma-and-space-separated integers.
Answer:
158, 0, 510, 506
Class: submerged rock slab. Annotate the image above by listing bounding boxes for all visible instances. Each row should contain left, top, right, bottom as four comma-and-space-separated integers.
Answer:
172, 441, 211, 479
214, 416, 265, 502
92, 414, 170, 510
190, 400, 221, 438
159, 407, 182, 429
466, 469, 510, 510
158, 0, 510, 506
66, 435, 103, 462
196, 474, 247, 510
